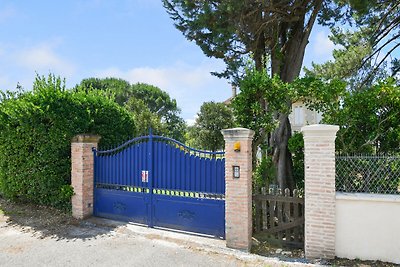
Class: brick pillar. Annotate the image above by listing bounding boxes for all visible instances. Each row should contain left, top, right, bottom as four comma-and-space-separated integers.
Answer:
221, 128, 254, 252
71, 134, 101, 219
301, 124, 339, 259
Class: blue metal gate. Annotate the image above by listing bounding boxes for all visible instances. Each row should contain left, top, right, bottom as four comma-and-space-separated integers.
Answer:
93, 132, 225, 238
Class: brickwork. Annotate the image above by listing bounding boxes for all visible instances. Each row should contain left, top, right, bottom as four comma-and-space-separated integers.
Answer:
221, 128, 254, 252
301, 124, 339, 259
71, 134, 101, 219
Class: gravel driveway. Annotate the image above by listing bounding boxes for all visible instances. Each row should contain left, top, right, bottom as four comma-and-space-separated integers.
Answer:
2, 198, 392, 267
0, 198, 301, 267
0, 216, 264, 267
0, 223, 247, 267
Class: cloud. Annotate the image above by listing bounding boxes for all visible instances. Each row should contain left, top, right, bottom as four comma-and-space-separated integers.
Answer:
312, 31, 336, 57
0, 41, 77, 90
96, 63, 217, 92
94, 62, 231, 120
15, 43, 76, 76
185, 118, 196, 126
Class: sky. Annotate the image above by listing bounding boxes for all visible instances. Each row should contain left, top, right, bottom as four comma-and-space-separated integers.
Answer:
0, 0, 336, 123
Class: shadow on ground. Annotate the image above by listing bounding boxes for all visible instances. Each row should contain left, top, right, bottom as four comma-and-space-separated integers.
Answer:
0, 197, 125, 241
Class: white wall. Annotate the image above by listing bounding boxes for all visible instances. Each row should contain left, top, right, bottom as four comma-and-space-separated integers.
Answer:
336, 193, 400, 264
290, 101, 321, 133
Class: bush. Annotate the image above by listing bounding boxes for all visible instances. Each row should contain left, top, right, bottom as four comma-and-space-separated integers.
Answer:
253, 156, 276, 192
0, 75, 136, 209
288, 132, 304, 189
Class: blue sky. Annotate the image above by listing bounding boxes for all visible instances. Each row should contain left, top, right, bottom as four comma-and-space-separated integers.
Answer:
0, 0, 336, 122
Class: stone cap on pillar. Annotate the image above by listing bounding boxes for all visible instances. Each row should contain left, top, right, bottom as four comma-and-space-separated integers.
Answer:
221, 128, 255, 140
301, 124, 339, 138
72, 134, 101, 143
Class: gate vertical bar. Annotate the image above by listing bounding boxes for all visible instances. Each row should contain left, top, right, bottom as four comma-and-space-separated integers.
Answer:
148, 128, 154, 227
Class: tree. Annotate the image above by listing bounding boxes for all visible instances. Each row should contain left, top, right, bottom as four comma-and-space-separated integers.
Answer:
124, 97, 166, 137
164, 0, 367, 189
188, 101, 235, 152
129, 83, 186, 141
77, 78, 186, 141
232, 67, 345, 187
79, 77, 131, 105
307, 1, 400, 89
162, 0, 395, 189
322, 78, 400, 154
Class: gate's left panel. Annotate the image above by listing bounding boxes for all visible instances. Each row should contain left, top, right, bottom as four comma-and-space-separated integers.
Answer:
93, 140, 149, 224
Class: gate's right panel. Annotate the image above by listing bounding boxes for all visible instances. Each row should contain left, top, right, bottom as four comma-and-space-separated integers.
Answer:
151, 139, 225, 238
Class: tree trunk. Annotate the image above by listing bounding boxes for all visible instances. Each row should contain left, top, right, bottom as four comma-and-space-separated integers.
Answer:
271, 113, 294, 190
251, 41, 267, 168
258, 1, 320, 191
270, 20, 310, 191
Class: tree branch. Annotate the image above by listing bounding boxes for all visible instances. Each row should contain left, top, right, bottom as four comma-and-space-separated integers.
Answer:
373, 1, 400, 37
357, 32, 400, 74
303, 0, 322, 40
359, 42, 400, 89
359, 109, 399, 150
373, 16, 400, 46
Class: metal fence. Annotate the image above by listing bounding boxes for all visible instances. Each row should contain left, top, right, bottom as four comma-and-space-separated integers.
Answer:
336, 155, 400, 194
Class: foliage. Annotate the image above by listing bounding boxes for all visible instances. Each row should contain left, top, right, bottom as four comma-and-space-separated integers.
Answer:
187, 101, 235, 152
185, 126, 199, 149
128, 83, 186, 141
163, 0, 323, 82
124, 97, 165, 136
79, 77, 131, 105
336, 155, 400, 195
253, 156, 276, 192
288, 132, 305, 190
0, 74, 136, 209
231, 68, 346, 145
323, 78, 400, 154
310, 0, 399, 89
77, 78, 186, 141
163, 0, 400, 190
163, 0, 362, 190
304, 30, 374, 89
231, 70, 289, 149
232, 67, 345, 187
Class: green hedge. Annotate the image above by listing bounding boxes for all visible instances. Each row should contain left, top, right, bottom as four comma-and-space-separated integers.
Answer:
0, 75, 136, 209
